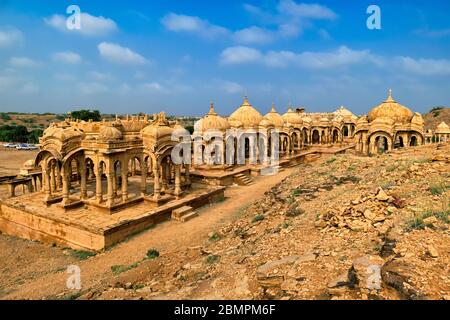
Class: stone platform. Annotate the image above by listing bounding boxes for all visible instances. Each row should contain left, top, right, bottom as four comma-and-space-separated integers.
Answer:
0, 185, 225, 251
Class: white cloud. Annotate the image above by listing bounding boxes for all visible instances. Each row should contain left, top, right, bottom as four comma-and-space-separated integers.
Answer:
0, 27, 24, 48
220, 46, 263, 65
219, 80, 244, 94
78, 82, 108, 95
395, 56, 450, 76
220, 45, 378, 69
98, 42, 149, 65
9, 57, 40, 68
233, 26, 274, 45
143, 82, 165, 92
277, 0, 337, 20
44, 13, 118, 36
52, 51, 82, 64
161, 13, 229, 39
88, 71, 113, 81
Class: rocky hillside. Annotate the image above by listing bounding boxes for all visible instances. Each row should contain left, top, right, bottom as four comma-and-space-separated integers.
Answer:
424, 107, 450, 131
80, 143, 450, 301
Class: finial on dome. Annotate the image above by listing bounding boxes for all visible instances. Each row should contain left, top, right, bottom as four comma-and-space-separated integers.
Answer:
271, 103, 276, 112
387, 88, 394, 101
208, 101, 217, 115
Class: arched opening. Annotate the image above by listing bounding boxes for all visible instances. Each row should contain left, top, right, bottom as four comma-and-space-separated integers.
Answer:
375, 136, 389, 154
332, 129, 339, 143
312, 130, 320, 144
343, 126, 349, 137
410, 136, 418, 147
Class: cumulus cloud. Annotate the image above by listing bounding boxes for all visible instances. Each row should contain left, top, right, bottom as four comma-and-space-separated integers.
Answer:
9, 57, 40, 68
161, 13, 229, 39
395, 56, 450, 76
98, 42, 149, 65
0, 26, 24, 48
233, 26, 274, 45
220, 46, 263, 65
44, 13, 118, 36
52, 51, 82, 64
220, 46, 378, 69
277, 0, 337, 20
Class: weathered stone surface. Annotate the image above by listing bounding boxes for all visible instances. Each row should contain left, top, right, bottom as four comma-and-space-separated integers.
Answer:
350, 255, 384, 290
381, 260, 424, 300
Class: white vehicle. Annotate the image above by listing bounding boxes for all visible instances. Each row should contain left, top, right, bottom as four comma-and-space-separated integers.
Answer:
16, 143, 38, 150
3, 143, 17, 148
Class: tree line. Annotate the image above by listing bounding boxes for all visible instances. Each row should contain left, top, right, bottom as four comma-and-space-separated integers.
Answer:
0, 125, 43, 144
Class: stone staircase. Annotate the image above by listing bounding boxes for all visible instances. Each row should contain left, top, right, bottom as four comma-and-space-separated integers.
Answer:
171, 206, 198, 222
234, 173, 253, 186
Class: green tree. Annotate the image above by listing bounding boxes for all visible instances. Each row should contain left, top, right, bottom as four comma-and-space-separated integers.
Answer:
70, 109, 101, 122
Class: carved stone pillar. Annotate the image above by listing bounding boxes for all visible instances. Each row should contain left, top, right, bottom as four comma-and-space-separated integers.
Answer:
106, 172, 114, 207
174, 165, 182, 198
140, 162, 147, 197
122, 167, 128, 202
80, 161, 87, 200
95, 165, 103, 203
153, 163, 161, 200
61, 168, 70, 206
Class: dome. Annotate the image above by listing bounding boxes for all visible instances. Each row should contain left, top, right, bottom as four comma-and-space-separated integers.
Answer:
282, 107, 303, 125
44, 124, 84, 141
335, 106, 355, 118
263, 104, 285, 128
436, 122, 450, 134
229, 97, 263, 128
368, 90, 414, 124
23, 159, 36, 169
196, 103, 230, 132
259, 118, 273, 128
99, 124, 123, 141
228, 118, 243, 128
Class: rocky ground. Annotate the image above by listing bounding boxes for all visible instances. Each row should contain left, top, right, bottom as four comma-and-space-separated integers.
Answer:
74, 143, 449, 300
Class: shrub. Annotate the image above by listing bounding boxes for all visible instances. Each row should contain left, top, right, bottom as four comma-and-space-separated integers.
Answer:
205, 254, 220, 264
146, 249, 160, 259
71, 250, 96, 260
111, 263, 139, 275
252, 214, 265, 223
0, 113, 11, 121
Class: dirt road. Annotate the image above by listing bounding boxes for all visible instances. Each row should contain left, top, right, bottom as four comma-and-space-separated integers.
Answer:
2, 167, 295, 299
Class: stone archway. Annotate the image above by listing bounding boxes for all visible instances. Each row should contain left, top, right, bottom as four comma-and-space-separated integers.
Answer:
312, 130, 320, 144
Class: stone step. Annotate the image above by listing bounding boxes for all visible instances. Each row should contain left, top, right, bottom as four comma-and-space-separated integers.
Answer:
179, 211, 199, 222
172, 205, 194, 219
234, 173, 253, 186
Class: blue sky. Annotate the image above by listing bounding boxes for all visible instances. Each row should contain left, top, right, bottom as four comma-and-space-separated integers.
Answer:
0, 0, 449, 116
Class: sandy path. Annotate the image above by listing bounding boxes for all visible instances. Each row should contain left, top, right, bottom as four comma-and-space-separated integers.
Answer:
4, 167, 295, 300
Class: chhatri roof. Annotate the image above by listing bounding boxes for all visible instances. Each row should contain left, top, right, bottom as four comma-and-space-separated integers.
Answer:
367, 89, 414, 124
195, 102, 230, 132
282, 105, 303, 125
436, 121, 450, 134
263, 103, 285, 128
229, 97, 263, 128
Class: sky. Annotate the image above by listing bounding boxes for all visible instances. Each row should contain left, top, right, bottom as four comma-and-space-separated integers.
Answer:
0, 0, 449, 116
